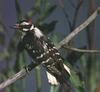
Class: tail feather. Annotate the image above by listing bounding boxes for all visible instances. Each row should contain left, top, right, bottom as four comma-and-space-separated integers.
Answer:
46, 64, 76, 92
46, 64, 70, 85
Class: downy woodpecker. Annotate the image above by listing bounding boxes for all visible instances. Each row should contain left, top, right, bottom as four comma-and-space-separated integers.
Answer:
13, 20, 74, 92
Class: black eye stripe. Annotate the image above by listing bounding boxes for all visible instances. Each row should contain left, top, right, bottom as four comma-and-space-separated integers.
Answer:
21, 25, 31, 28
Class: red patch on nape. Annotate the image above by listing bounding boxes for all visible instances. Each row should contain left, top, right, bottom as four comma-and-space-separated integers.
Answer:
28, 20, 32, 25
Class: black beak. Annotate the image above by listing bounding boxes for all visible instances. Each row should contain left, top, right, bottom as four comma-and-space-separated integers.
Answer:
10, 25, 17, 29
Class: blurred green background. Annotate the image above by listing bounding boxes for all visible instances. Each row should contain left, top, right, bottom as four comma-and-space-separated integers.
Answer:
0, 0, 100, 92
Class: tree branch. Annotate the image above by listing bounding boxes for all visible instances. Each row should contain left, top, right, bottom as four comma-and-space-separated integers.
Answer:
0, 7, 100, 90
0, 69, 26, 90
0, 62, 38, 90
57, 7, 100, 49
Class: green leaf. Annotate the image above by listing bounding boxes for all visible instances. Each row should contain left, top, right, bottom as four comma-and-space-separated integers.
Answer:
35, 66, 41, 92
34, 0, 41, 9
70, 70, 83, 92
15, 0, 24, 20
50, 85, 58, 92
44, 0, 50, 9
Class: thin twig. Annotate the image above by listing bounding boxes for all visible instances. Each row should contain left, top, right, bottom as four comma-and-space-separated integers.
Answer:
68, 0, 76, 8
63, 46, 100, 53
71, 0, 83, 31
0, 7, 100, 90
58, 0, 72, 30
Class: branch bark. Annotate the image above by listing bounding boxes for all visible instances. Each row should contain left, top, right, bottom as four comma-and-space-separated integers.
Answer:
0, 6, 100, 90
0, 69, 26, 90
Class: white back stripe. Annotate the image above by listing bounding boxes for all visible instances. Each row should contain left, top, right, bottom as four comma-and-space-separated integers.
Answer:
34, 27, 43, 38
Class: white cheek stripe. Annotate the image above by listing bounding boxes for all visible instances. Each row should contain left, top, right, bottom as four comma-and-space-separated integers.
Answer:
23, 28, 29, 31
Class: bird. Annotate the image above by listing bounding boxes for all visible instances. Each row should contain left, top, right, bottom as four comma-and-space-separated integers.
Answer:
13, 19, 75, 92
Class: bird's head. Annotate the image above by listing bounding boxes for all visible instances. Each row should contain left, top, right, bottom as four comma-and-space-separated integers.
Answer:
13, 19, 43, 38
13, 20, 34, 32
